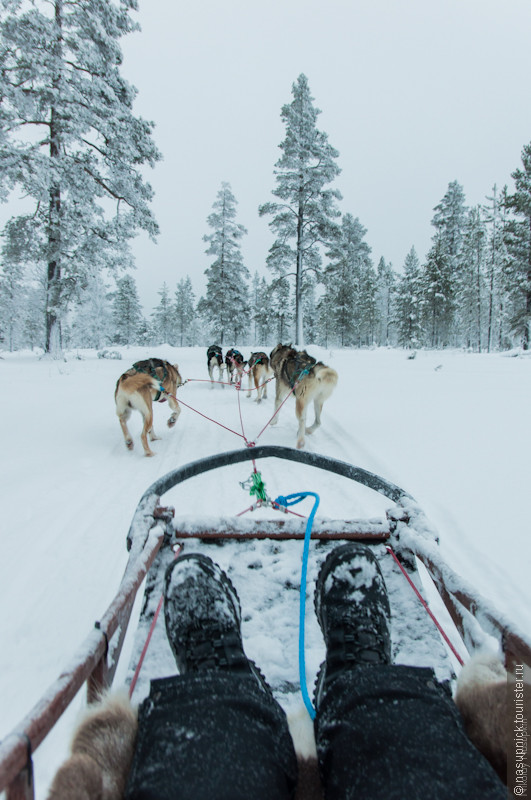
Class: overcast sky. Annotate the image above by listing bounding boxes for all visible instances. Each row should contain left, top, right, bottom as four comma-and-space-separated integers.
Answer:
119, 0, 531, 312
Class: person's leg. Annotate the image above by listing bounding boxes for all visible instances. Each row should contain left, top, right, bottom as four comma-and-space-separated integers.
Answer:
313, 544, 506, 800
125, 553, 297, 800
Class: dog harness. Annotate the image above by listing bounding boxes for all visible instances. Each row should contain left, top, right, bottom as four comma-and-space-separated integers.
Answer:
132, 358, 169, 401
281, 351, 317, 389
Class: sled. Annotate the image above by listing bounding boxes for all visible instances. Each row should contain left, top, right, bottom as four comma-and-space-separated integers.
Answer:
1, 444, 530, 799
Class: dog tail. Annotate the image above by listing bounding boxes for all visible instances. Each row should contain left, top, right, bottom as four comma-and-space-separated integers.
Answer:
315, 366, 338, 393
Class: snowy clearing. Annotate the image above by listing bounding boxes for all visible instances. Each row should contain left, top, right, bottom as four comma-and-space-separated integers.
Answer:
0, 345, 529, 795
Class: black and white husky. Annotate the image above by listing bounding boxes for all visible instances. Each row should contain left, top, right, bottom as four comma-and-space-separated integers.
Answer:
207, 345, 225, 387
225, 348, 246, 384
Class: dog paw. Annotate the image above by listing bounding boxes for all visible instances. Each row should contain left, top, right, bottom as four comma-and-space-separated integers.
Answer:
125, 439, 133, 450
144, 450, 155, 457
167, 415, 178, 428
296, 440, 305, 449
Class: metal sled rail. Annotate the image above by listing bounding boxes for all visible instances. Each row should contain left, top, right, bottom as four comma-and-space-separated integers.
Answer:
1, 446, 530, 799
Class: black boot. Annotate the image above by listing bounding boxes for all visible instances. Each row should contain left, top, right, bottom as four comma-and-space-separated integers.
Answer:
164, 553, 269, 689
314, 543, 391, 705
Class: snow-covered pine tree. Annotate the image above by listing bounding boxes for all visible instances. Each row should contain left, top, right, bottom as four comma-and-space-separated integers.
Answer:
323, 214, 373, 347
483, 185, 510, 352
504, 143, 531, 349
70, 274, 112, 349
199, 183, 250, 345
457, 206, 486, 352
249, 271, 271, 346
259, 74, 341, 346
420, 235, 454, 348
431, 181, 468, 342
0, 219, 26, 350
151, 283, 175, 345
432, 181, 468, 269
302, 274, 317, 344
395, 246, 423, 348
376, 256, 397, 346
174, 276, 196, 347
112, 274, 143, 345
0, 0, 160, 354
267, 277, 293, 343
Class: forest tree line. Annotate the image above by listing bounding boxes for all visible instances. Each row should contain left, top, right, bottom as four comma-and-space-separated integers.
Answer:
0, 3, 530, 353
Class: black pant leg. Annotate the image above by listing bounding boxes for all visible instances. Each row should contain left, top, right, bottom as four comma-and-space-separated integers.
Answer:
125, 673, 297, 800
315, 665, 505, 800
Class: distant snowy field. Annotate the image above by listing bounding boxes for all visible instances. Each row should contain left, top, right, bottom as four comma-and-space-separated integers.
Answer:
0, 345, 530, 795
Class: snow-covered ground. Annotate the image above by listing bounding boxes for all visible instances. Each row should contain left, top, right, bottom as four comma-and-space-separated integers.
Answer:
0, 345, 529, 795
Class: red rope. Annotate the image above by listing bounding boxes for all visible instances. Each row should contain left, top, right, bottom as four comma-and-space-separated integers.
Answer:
254, 384, 297, 442
175, 396, 247, 441
385, 546, 464, 666
129, 544, 183, 698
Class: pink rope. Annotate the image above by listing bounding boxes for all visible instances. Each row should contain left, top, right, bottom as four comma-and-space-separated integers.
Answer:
385, 546, 464, 666
176, 396, 247, 441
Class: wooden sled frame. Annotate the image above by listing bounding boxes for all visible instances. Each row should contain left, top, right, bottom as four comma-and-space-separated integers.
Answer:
1, 445, 530, 798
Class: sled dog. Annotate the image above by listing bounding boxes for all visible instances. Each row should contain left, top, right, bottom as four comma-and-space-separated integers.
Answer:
246, 351, 272, 403
47, 690, 137, 800
115, 358, 182, 457
269, 344, 338, 449
225, 348, 246, 384
207, 344, 225, 387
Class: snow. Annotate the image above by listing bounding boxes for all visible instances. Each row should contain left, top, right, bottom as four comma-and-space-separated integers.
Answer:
0, 345, 529, 796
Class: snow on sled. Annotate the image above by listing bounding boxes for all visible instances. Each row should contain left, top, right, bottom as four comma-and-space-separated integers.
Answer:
1, 445, 530, 799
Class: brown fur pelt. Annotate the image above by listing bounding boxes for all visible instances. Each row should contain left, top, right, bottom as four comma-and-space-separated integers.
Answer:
288, 705, 324, 800
47, 690, 137, 800
269, 344, 338, 449
115, 358, 182, 456
454, 652, 531, 784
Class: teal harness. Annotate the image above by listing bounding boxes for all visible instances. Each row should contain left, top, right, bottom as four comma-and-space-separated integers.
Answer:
132, 358, 168, 401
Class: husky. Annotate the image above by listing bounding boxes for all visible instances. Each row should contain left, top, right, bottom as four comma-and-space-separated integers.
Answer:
246, 351, 272, 403
269, 344, 338, 449
115, 358, 182, 457
225, 348, 246, 384
47, 690, 137, 800
206, 344, 225, 387
454, 651, 530, 784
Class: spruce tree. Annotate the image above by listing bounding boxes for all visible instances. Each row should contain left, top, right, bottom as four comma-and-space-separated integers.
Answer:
323, 214, 373, 346
421, 236, 454, 348
259, 74, 341, 345
483, 185, 510, 352
376, 257, 397, 346
395, 247, 423, 348
0, 0, 160, 353
504, 143, 531, 349
174, 277, 196, 347
151, 283, 175, 345
70, 274, 112, 349
457, 206, 486, 351
112, 274, 143, 345
199, 183, 249, 345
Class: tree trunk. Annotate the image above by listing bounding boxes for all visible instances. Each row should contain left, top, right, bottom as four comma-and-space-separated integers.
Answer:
295, 194, 304, 346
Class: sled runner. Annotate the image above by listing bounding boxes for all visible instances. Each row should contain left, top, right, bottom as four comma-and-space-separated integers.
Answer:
1, 445, 530, 799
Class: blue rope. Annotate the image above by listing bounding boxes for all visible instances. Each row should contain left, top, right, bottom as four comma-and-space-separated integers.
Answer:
274, 491, 320, 720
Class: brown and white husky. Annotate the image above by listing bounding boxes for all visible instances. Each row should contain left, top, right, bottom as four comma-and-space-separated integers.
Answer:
246, 351, 272, 403
114, 358, 182, 457
269, 344, 338, 449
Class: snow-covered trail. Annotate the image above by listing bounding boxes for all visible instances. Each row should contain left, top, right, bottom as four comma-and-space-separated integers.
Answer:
0, 345, 529, 795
